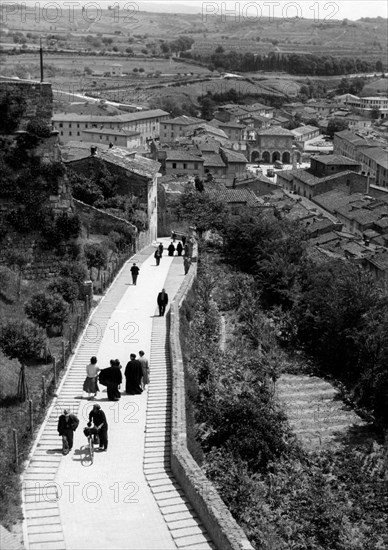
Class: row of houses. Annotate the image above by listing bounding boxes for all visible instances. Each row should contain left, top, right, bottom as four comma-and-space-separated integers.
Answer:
334, 129, 388, 188
52, 109, 170, 145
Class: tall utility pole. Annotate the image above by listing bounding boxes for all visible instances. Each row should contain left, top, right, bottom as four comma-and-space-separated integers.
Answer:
40, 38, 44, 82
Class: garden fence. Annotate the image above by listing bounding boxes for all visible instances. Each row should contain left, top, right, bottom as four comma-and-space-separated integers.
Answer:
9, 246, 134, 469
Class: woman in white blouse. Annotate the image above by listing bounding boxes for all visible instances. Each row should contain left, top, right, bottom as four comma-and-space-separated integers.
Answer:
83, 356, 100, 399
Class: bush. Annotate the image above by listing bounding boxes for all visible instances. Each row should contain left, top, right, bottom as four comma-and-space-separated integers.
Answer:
26, 118, 52, 138
0, 319, 47, 363
47, 277, 79, 304
0, 266, 13, 300
24, 292, 69, 334
59, 260, 88, 287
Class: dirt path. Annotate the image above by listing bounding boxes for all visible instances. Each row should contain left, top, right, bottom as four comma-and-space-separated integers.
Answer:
276, 374, 371, 451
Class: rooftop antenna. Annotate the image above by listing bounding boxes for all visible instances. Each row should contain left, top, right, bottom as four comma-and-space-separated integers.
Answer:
40, 38, 44, 82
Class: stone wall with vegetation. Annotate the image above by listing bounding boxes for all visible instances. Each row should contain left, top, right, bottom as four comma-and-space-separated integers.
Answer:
168, 246, 254, 550
0, 81, 53, 134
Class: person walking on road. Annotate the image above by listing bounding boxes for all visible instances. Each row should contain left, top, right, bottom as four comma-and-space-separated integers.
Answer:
83, 356, 100, 399
154, 248, 161, 266
138, 350, 149, 390
130, 262, 140, 285
99, 359, 122, 401
88, 404, 108, 451
168, 243, 175, 256
125, 353, 143, 395
157, 288, 168, 316
57, 409, 79, 455
176, 242, 183, 256
158, 242, 164, 257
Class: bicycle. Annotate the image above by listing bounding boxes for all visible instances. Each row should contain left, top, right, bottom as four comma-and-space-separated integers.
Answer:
83, 426, 99, 464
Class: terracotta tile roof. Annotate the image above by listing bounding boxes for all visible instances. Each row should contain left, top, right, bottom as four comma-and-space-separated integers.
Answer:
314, 154, 360, 165
359, 147, 388, 169
81, 128, 140, 136
257, 126, 294, 136
165, 149, 204, 162
369, 250, 388, 270
53, 109, 169, 123
220, 148, 248, 163
60, 141, 110, 161
190, 123, 229, 139
209, 119, 246, 129
207, 186, 259, 206
291, 125, 320, 136
100, 146, 161, 178
164, 115, 206, 126
202, 153, 226, 168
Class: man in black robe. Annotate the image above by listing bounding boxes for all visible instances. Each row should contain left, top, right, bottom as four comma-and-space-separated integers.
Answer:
99, 359, 122, 401
168, 243, 175, 256
125, 353, 143, 395
88, 404, 108, 451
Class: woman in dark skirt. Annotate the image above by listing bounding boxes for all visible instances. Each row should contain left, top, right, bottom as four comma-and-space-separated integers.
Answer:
83, 356, 100, 399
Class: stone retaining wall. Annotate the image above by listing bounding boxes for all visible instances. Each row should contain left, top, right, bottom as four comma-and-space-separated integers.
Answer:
168, 248, 254, 550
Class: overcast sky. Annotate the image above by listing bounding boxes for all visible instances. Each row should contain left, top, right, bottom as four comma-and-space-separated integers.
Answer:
137, 1, 388, 20
19, 0, 388, 21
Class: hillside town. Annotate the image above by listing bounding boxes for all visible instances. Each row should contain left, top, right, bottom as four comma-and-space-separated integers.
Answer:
1, 4, 388, 549
46, 73, 388, 282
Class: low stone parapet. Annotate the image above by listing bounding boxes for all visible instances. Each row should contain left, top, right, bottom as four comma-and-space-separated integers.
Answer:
168, 250, 254, 550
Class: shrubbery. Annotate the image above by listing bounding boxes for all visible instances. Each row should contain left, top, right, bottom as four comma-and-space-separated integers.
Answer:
47, 277, 79, 304
182, 253, 388, 549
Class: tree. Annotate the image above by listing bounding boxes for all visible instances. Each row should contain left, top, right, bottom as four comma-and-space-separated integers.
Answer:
0, 320, 48, 400
371, 107, 381, 120
290, 261, 381, 378
25, 292, 69, 335
200, 96, 216, 120
176, 189, 228, 238
327, 118, 348, 138
84, 242, 108, 279
5, 250, 32, 301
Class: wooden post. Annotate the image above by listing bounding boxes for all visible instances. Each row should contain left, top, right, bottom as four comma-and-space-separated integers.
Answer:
13, 429, 18, 467
103, 272, 106, 291
29, 400, 33, 433
42, 376, 46, 407
53, 357, 57, 387
62, 340, 66, 368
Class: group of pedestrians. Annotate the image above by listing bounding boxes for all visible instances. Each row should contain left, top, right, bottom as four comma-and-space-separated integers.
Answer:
58, 353, 150, 455
57, 236, 191, 457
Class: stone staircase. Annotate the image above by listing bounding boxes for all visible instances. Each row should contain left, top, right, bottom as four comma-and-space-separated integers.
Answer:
276, 374, 367, 451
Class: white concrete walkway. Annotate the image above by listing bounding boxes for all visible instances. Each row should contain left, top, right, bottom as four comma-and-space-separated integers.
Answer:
22, 240, 214, 550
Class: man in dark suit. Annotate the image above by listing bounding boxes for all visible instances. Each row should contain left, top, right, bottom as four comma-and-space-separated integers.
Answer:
88, 404, 108, 451
130, 263, 140, 285
57, 409, 79, 455
157, 288, 168, 316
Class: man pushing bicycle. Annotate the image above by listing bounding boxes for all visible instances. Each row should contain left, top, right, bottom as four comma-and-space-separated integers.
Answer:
87, 404, 108, 451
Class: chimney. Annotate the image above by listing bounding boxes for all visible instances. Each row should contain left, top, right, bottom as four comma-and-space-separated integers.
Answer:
91, 146, 97, 156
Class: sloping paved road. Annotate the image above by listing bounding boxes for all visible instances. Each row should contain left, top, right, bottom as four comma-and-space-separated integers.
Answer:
22, 240, 214, 550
